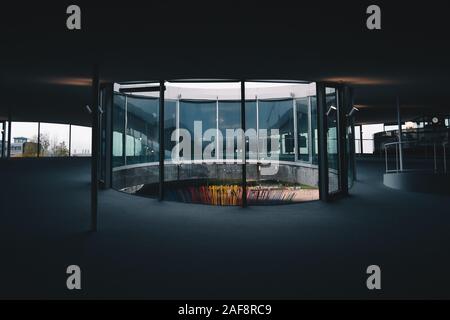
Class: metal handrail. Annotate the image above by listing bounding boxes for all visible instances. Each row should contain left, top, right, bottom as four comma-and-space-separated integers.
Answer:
384, 139, 448, 174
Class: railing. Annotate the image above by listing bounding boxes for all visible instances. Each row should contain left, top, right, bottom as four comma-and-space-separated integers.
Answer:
384, 140, 448, 174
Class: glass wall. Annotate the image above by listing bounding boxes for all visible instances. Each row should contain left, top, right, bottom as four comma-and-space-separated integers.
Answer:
164, 100, 177, 160
39, 123, 70, 157
112, 94, 126, 167
311, 96, 319, 164
346, 112, 355, 189
325, 87, 340, 194
111, 92, 160, 194
109, 81, 354, 206
179, 100, 217, 161
245, 101, 257, 161
258, 99, 295, 162
296, 97, 309, 162
125, 96, 159, 165
168, 82, 243, 205
245, 82, 319, 205
218, 101, 241, 161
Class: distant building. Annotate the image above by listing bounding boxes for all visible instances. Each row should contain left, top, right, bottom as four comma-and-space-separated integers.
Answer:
10, 137, 28, 157
14, 137, 28, 144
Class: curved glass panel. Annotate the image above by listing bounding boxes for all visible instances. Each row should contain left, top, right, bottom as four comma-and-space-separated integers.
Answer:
110, 81, 326, 205
112, 94, 126, 168
246, 82, 319, 205
112, 92, 159, 195
126, 96, 159, 165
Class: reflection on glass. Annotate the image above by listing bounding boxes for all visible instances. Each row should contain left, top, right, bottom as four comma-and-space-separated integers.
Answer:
111, 93, 160, 194
39, 123, 70, 157
258, 99, 294, 162
164, 100, 177, 160
245, 83, 319, 205
311, 96, 319, 164
179, 100, 216, 161
326, 87, 340, 193
126, 96, 159, 165
296, 97, 309, 162
112, 94, 126, 167
112, 81, 321, 205
219, 101, 241, 160
245, 101, 257, 160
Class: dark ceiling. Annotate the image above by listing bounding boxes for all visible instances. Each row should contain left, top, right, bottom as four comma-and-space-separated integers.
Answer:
1, 1, 449, 126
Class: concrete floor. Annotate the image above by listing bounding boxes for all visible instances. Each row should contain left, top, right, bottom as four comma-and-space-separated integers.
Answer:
0, 158, 449, 299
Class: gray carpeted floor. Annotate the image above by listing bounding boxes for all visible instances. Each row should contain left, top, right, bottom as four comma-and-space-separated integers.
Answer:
0, 158, 449, 299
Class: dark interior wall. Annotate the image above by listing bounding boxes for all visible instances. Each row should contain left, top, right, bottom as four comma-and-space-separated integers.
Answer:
1, 1, 449, 126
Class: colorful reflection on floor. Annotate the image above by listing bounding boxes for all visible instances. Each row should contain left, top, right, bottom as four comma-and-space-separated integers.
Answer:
121, 180, 319, 206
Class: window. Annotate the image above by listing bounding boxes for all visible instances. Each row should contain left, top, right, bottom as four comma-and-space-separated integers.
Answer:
296, 97, 309, 162
179, 100, 216, 161
164, 100, 177, 160
10, 122, 39, 157
258, 99, 294, 162
39, 123, 70, 157
362, 124, 384, 154
112, 94, 126, 167
218, 101, 241, 160
70, 125, 91, 156
126, 96, 159, 165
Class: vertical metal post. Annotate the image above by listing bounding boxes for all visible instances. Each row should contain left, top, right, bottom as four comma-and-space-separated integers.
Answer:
395, 144, 399, 172
338, 87, 348, 194
396, 96, 404, 171
91, 64, 100, 232
359, 125, 363, 155
316, 83, 329, 201
292, 94, 298, 162
216, 96, 219, 161
256, 96, 259, 161
69, 125, 72, 157
102, 83, 113, 188
7, 108, 12, 158
307, 96, 313, 164
240, 80, 247, 208
159, 80, 165, 201
37, 122, 41, 157
385, 146, 388, 172
176, 95, 180, 162
123, 96, 128, 166
350, 89, 357, 180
